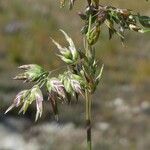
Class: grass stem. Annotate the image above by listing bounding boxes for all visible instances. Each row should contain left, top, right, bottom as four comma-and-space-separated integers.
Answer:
85, 90, 92, 150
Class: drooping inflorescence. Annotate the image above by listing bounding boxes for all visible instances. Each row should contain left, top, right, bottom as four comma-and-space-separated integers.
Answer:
5, 1, 149, 150
6, 0, 149, 124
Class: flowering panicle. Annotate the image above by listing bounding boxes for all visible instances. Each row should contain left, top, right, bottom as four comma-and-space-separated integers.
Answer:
47, 77, 66, 100
5, 85, 43, 121
14, 64, 48, 83
51, 30, 79, 64
5, 1, 149, 150
32, 86, 43, 121
47, 78, 66, 120
79, 4, 150, 45
59, 72, 84, 96
45, 73, 84, 119
6, 0, 149, 127
5, 90, 29, 114
6, 29, 86, 121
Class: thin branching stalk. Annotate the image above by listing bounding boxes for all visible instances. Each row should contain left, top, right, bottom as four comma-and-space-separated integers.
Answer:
84, 13, 93, 149
85, 89, 92, 150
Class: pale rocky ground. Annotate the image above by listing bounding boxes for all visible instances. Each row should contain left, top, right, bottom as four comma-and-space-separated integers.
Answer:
0, 97, 150, 150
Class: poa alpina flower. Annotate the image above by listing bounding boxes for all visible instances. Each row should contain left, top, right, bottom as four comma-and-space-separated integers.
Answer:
5, 90, 29, 114
86, 25, 101, 45
51, 30, 79, 64
47, 78, 66, 99
6, 85, 43, 121
6, 1, 150, 150
30, 86, 44, 121
70, 79, 83, 96
14, 64, 46, 83
59, 72, 84, 97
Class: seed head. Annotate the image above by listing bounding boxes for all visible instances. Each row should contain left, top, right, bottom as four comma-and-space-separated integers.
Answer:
31, 86, 43, 121
14, 64, 46, 83
5, 86, 43, 121
51, 30, 79, 64
86, 25, 101, 45
5, 90, 29, 114
47, 78, 66, 99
